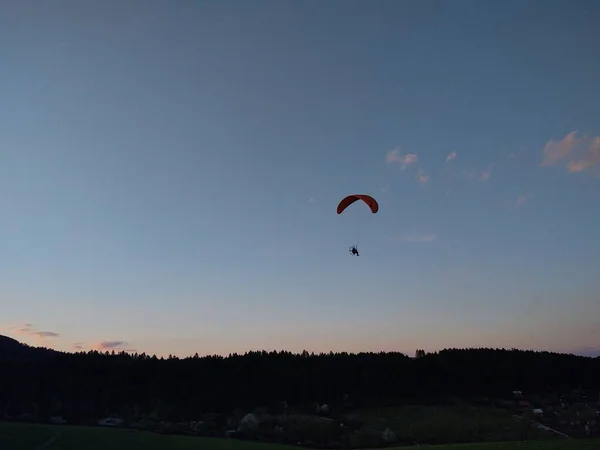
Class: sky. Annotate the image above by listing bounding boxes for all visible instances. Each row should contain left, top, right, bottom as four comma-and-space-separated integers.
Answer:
1, 0, 599, 358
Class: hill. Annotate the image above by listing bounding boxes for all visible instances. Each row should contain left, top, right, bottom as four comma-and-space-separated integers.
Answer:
0, 334, 59, 362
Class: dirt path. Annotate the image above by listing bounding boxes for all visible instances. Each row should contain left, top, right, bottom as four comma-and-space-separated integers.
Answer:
512, 414, 570, 438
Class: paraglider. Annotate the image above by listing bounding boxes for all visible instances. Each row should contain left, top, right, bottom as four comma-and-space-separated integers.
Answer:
336, 194, 379, 215
336, 194, 379, 256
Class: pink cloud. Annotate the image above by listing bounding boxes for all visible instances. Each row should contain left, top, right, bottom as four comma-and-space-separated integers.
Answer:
92, 340, 136, 353
73, 342, 85, 350
515, 193, 532, 207
567, 137, 600, 173
31, 331, 60, 338
10, 323, 59, 340
416, 169, 429, 183
93, 340, 128, 350
13, 323, 34, 334
386, 149, 418, 170
541, 132, 600, 174
446, 151, 457, 162
541, 130, 579, 166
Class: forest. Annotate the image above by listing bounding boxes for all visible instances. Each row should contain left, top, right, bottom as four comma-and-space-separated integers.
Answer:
1, 334, 598, 425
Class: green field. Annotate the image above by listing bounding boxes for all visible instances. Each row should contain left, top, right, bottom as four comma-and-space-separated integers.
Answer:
358, 405, 553, 444
0, 422, 298, 450
392, 440, 600, 450
1, 421, 599, 450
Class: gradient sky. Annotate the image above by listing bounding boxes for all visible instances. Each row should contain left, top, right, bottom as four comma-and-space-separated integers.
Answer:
1, 1, 599, 358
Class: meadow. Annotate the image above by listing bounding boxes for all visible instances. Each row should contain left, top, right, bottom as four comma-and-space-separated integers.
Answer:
1, 421, 599, 450
357, 405, 553, 444
0, 422, 295, 450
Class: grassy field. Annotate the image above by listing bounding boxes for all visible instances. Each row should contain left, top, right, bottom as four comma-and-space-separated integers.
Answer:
357, 405, 555, 444
392, 440, 600, 450
1, 421, 599, 450
0, 421, 298, 450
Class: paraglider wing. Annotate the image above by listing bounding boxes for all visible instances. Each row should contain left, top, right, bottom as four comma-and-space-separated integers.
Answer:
336, 194, 379, 214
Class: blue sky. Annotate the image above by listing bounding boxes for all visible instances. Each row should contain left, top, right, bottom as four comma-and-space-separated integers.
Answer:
1, 0, 599, 357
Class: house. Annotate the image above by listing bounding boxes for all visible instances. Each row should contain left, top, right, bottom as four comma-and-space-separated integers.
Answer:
98, 417, 124, 427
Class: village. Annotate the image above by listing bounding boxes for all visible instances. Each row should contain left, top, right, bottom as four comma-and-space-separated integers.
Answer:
26, 388, 597, 448
498, 388, 600, 439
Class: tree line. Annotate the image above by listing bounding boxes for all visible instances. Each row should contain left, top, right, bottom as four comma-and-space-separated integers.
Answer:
0, 337, 598, 424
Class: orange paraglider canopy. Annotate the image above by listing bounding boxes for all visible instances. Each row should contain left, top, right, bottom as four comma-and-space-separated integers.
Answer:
336, 194, 379, 214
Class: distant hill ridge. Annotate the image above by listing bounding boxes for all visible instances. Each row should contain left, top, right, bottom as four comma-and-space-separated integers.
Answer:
1, 333, 598, 361
0, 334, 59, 361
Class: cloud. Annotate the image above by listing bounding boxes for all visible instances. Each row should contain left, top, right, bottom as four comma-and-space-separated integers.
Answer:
80, 340, 136, 353
386, 149, 418, 170
93, 340, 128, 350
515, 193, 532, 208
31, 331, 60, 338
92, 340, 136, 353
446, 151, 457, 162
478, 170, 491, 181
10, 323, 59, 339
541, 131, 600, 174
308, 197, 314, 203
541, 131, 579, 166
381, 184, 389, 193
416, 169, 429, 183
16, 324, 34, 334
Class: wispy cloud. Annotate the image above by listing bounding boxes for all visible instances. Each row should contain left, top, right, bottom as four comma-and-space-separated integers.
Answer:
462, 168, 492, 181
541, 131, 600, 174
92, 340, 135, 353
416, 169, 429, 183
93, 340, 128, 350
381, 184, 389, 193
386, 149, 418, 170
10, 323, 60, 340
308, 197, 314, 203
515, 193, 532, 208
541, 131, 579, 166
14, 323, 34, 334
479, 170, 491, 181
446, 151, 457, 162
31, 331, 60, 338
73, 342, 85, 351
